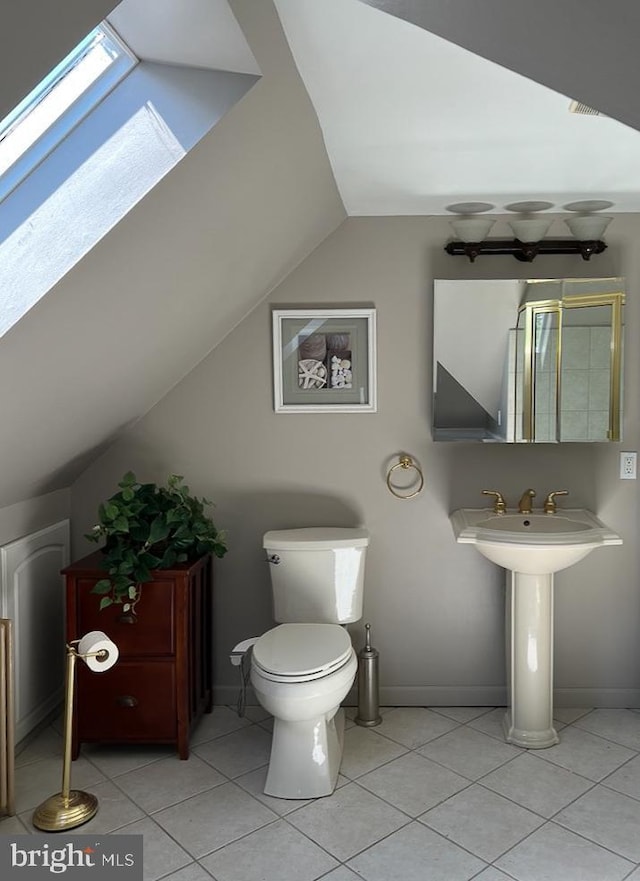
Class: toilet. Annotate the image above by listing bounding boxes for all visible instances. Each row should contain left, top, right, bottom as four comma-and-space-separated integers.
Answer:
249, 526, 369, 799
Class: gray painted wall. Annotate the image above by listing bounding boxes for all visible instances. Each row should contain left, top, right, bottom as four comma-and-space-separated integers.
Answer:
71, 214, 640, 707
0, 490, 70, 548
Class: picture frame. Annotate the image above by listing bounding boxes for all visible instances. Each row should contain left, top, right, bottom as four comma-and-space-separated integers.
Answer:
272, 308, 377, 413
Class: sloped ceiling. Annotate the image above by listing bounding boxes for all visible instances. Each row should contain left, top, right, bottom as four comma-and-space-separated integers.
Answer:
0, 0, 345, 508
275, 0, 640, 214
361, 0, 640, 132
108, 0, 261, 74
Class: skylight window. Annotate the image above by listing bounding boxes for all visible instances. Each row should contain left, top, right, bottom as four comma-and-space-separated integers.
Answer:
0, 22, 137, 202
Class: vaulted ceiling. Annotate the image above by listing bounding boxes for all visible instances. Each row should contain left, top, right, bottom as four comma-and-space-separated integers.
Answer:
275, 0, 640, 214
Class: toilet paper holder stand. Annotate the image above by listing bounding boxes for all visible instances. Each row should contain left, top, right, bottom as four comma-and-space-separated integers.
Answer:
32, 636, 118, 831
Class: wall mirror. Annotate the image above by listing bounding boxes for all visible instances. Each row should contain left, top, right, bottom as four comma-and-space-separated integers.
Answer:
433, 277, 625, 443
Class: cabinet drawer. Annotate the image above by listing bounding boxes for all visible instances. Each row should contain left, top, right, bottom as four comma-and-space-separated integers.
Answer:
77, 661, 176, 741
75, 578, 175, 656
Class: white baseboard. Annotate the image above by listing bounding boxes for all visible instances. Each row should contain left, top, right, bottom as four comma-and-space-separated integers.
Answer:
213, 684, 640, 709
553, 688, 640, 708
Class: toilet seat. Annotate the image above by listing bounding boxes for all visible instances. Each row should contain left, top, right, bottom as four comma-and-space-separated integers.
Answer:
252, 623, 353, 683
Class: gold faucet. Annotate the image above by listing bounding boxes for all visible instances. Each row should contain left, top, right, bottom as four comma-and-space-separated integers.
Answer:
543, 490, 569, 514
482, 490, 507, 514
518, 488, 536, 514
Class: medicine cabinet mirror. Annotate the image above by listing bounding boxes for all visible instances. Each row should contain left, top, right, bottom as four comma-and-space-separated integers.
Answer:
433, 277, 625, 443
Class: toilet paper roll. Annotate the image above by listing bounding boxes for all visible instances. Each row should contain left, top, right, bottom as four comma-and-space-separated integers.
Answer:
77, 630, 119, 673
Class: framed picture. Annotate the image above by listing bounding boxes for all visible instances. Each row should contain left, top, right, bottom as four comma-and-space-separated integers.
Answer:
272, 308, 377, 413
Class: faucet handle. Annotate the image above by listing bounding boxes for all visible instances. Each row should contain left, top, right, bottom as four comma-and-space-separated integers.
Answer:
543, 490, 569, 514
482, 490, 507, 514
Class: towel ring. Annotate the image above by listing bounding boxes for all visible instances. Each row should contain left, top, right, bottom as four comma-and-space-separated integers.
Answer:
386, 455, 424, 500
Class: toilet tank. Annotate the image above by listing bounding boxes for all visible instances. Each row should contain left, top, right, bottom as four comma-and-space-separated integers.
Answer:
263, 527, 369, 624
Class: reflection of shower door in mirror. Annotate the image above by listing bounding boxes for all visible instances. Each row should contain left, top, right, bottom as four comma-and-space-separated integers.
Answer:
522, 307, 560, 442
518, 293, 623, 442
560, 303, 614, 441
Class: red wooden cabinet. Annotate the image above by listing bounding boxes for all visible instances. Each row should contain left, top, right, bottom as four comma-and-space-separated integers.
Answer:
64, 551, 213, 759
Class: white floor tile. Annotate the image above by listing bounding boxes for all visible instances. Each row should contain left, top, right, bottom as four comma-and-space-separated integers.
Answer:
357, 752, 469, 816
495, 822, 634, 881
481, 752, 593, 818
115, 754, 226, 813
535, 725, 636, 781
318, 869, 362, 881
200, 818, 338, 881
10, 709, 640, 881
420, 783, 543, 861
553, 707, 593, 725
14, 754, 106, 814
118, 816, 193, 881
339, 726, 407, 779
83, 744, 173, 778
153, 781, 277, 858
372, 707, 459, 748
15, 726, 63, 767
417, 725, 520, 780
347, 820, 486, 881
575, 709, 640, 750
468, 707, 509, 741
157, 864, 213, 881
287, 782, 408, 861
473, 869, 518, 881
189, 706, 252, 745
239, 705, 271, 723
432, 706, 495, 723
192, 725, 272, 778
555, 785, 640, 861
234, 766, 312, 815
0, 814, 28, 834
602, 753, 640, 800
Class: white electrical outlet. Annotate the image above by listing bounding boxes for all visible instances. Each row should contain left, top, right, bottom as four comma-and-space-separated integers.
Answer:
620, 451, 637, 480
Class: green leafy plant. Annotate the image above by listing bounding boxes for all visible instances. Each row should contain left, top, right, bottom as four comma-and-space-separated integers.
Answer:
85, 471, 227, 613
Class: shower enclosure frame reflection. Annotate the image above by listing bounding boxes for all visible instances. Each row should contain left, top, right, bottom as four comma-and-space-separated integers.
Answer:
432, 278, 625, 443
518, 289, 624, 442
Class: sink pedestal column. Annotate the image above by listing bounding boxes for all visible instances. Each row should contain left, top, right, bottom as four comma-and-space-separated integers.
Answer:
503, 571, 559, 749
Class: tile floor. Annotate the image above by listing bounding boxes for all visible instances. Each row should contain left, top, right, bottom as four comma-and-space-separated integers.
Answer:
4, 705, 640, 881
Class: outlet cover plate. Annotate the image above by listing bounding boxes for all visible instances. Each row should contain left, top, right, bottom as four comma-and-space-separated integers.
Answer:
620, 451, 637, 479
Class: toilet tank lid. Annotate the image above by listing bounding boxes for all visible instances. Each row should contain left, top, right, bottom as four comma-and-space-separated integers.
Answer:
263, 527, 369, 550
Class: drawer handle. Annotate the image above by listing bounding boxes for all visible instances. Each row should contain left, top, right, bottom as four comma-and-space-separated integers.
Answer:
117, 613, 137, 624
116, 695, 138, 708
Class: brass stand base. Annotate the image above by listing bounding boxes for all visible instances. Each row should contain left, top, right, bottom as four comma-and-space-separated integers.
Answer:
32, 790, 98, 831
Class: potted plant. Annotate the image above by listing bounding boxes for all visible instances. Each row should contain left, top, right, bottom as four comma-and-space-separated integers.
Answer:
85, 471, 227, 614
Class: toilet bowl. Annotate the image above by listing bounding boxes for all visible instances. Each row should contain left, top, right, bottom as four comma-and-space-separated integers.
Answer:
234, 526, 369, 798
250, 623, 357, 798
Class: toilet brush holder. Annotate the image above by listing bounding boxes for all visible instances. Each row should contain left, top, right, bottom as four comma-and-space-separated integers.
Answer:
355, 623, 381, 727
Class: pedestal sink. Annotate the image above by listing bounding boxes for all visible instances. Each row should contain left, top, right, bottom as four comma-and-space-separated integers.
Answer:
450, 508, 622, 748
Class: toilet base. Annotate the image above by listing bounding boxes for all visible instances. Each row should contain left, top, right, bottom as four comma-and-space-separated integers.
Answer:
264, 708, 345, 799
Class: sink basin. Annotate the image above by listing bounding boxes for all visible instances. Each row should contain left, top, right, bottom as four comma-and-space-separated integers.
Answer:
450, 508, 622, 574
474, 513, 593, 534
